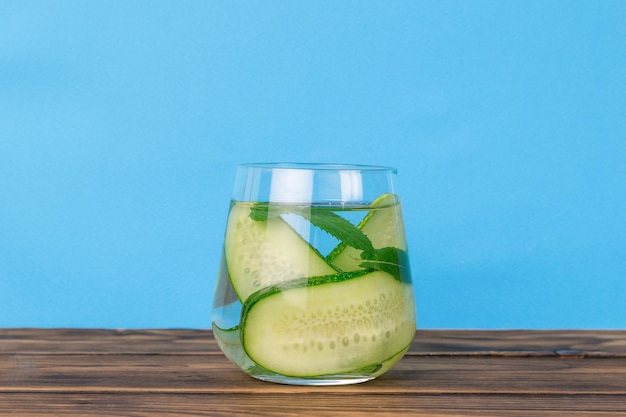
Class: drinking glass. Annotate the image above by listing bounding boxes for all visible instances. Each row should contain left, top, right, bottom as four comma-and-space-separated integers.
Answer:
212, 163, 416, 385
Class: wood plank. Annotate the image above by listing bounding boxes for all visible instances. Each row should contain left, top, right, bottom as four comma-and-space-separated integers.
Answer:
1, 392, 625, 416
1, 353, 625, 395
411, 330, 626, 357
0, 329, 217, 354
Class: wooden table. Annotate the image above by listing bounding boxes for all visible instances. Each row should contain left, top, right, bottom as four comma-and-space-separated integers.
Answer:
1, 329, 625, 416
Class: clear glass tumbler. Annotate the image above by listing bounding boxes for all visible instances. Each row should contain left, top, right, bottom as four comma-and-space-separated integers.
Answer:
212, 163, 416, 385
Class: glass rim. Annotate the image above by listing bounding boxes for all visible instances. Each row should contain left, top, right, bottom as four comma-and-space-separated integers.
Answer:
237, 162, 397, 173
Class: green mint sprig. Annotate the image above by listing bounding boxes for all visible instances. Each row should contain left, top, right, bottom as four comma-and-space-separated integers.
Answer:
359, 247, 412, 284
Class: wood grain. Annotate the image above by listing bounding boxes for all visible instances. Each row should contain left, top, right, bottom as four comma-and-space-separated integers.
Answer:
1, 393, 625, 416
1, 329, 625, 416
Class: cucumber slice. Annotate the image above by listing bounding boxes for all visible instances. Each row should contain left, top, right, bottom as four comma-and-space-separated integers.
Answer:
241, 269, 416, 377
224, 203, 337, 302
328, 193, 407, 271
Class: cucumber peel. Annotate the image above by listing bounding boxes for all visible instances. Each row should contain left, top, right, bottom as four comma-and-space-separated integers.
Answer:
241, 269, 416, 377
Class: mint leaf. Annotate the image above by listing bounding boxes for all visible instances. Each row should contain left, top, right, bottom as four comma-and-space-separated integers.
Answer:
301, 208, 375, 255
360, 247, 412, 284
248, 203, 375, 255
249, 203, 275, 221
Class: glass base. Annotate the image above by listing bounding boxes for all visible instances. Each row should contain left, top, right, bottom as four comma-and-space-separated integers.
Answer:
249, 373, 376, 386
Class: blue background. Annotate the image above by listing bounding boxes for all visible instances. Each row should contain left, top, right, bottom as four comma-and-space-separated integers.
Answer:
1, 1, 625, 329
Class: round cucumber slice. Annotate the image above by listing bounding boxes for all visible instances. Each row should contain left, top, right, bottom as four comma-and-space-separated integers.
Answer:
224, 203, 337, 302
328, 193, 407, 271
241, 269, 416, 377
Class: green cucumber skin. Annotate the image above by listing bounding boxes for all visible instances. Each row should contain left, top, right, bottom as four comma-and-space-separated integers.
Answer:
240, 269, 416, 378
241, 269, 372, 315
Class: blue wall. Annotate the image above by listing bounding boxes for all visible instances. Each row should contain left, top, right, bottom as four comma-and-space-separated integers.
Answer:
1, 1, 625, 329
